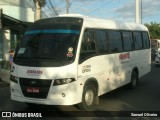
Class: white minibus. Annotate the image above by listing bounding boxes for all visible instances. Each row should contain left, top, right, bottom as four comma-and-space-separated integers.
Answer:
151, 39, 160, 52
10, 14, 151, 110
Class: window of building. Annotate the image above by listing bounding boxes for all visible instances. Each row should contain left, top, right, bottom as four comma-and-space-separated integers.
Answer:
142, 32, 150, 49
96, 30, 109, 54
122, 31, 134, 51
133, 32, 143, 50
108, 30, 123, 53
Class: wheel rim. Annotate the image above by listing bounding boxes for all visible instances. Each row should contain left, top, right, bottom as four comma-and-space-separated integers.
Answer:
132, 73, 137, 87
132, 77, 136, 87
85, 90, 94, 105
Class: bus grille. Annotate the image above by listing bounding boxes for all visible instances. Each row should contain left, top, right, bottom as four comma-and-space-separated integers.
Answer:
19, 78, 52, 99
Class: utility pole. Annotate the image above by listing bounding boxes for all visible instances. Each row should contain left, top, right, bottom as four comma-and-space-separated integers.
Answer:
66, 0, 69, 14
141, 0, 142, 24
135, 0, 142, 24
33, 0, 46, 21
35, 0, 41, 21
135, 0, 140, 23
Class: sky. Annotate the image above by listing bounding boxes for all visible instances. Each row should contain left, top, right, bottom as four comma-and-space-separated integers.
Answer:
43, 0, 160, 24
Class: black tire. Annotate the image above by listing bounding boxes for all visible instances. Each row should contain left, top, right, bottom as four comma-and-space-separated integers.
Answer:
78, 83, 97, 111
128, 70, 139, 89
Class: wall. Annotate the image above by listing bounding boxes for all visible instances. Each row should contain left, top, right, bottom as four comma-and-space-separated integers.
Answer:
0, 5, 34, 22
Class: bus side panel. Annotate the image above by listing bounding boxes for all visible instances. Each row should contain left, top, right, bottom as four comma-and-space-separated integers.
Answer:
130, 49, 151, 78
78, 53, 132, 96
78, 49, 151, 97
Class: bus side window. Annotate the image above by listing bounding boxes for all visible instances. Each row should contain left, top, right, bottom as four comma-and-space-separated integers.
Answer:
80, 29, 96, 62
108, 30, 123, 53
133, 31, 143, 50
122, 31, 134, 51
96, 30, 109, 54
142, 32, 150, 49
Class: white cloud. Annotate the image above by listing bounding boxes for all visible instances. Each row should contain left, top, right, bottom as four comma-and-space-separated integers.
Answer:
43, 0, 160, 23
110, 0, 160, 23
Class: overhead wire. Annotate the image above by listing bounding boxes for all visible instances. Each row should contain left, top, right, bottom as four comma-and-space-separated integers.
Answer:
48, 0, 59, 15
45, 5, 56, 16
53, 0, 57, 6
69, 0, 94, 13
87, 0, 115, 15
45, 0, 57, 17
52, 0, 62, 14
46, 7, 56, 16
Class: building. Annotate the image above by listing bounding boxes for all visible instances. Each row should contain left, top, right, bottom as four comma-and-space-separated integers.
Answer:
0, 0, 47, 65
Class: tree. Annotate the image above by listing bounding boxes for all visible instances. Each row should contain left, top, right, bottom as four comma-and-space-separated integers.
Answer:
144, 22, 160, 39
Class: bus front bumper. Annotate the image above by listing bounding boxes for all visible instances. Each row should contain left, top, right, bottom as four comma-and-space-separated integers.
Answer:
10, 81, 82, 105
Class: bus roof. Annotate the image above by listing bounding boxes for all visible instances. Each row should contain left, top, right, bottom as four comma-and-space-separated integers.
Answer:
58, 14, 148, 31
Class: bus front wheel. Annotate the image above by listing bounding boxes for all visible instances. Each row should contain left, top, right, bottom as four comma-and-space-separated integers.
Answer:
78, 83, 96, 110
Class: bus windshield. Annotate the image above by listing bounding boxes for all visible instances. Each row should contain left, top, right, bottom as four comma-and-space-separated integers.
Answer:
14, 17, 83, 67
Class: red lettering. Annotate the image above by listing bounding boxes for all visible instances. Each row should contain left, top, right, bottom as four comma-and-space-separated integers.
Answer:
27, 70, 43, 75
119, 53, 130, 60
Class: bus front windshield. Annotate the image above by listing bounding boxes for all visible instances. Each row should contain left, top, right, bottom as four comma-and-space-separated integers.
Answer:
14, 18, 83, 67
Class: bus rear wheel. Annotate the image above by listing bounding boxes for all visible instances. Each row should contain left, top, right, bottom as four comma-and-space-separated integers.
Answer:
128, 70, 139, 89
78, 83, 96, 110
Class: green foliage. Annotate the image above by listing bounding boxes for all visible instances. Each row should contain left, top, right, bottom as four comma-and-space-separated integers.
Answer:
144, 22, 160, 39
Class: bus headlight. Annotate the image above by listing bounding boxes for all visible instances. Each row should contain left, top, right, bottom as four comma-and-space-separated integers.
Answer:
10, 75, 18, 83
53, 78, 75, 86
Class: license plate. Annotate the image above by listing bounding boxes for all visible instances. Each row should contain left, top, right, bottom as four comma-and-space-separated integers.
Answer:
27, 87, 40, 93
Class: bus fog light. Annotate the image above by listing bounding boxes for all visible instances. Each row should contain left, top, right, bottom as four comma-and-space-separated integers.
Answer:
62, 93, 65, 97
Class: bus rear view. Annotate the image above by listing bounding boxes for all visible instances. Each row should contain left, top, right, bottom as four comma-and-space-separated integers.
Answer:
10, 17, 84, 105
